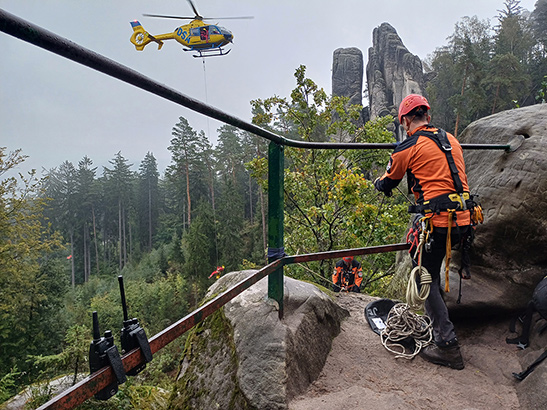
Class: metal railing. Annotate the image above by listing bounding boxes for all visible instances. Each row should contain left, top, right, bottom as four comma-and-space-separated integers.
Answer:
0, 8, 512, 409
35, 243, 410, 409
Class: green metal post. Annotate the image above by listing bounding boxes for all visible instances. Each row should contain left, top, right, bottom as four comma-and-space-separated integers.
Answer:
267, 142, 284, 319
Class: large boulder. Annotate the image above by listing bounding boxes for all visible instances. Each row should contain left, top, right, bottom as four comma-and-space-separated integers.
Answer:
366, 23, 426, 141
445, 104, 547, 314
387, 105, 547, 315
168, 270, 348, 410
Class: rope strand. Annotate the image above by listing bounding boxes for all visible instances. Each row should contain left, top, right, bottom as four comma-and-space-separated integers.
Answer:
405, 226, 432, 309
380, 303, 433, 359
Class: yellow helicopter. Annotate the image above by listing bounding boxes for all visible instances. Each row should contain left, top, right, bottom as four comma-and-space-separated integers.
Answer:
130, 0, 252, 57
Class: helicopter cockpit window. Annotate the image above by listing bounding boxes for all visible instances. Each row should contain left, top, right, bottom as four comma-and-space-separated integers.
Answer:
209, 26, 221, 35
218, 26, 232, 36
190, 27, 200, 37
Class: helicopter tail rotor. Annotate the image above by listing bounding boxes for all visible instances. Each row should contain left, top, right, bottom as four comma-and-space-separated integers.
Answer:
129, 21, 163, 51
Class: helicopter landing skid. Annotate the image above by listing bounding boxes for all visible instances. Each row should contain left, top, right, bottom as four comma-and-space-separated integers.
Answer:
187, 48, 231, 58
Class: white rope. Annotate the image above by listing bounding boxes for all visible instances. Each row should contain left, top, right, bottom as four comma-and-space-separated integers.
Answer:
405, 231, 432, 310
380, 303, 433, 359
406, 266, 432, 309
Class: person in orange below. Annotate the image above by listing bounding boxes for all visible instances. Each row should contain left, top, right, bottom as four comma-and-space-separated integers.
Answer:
332, 256, 363, 293
374, 94, 474, 371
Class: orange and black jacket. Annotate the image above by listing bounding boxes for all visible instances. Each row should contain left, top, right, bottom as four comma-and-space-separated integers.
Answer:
332, 259, 363, 290
374, 125, 471, 227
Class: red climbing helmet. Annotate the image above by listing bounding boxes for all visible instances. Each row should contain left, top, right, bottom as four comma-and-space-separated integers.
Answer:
398, 94, 430, 123
342, 256, 354, 264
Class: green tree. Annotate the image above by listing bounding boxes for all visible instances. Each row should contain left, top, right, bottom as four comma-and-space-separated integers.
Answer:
495, 0, 534, 60
167, 117, 201, 229
529, 0, 547, 103
0, 148, 64, 378
76, 156, 100, 281
532, 0, 547, 50
181, 201, 217, 302
449, 16, 493, 136
483, 53, 530, 112
137, 152, 160, 252
30, 324, 89, 386
248, 67, 407, 285
103, 152, 134, 271
43, 161, 79, 285
216, 178, 244, 271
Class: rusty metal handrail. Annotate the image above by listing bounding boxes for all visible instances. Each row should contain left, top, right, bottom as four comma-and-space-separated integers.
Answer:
37, 258, 283, 409
36, 242, 410, 409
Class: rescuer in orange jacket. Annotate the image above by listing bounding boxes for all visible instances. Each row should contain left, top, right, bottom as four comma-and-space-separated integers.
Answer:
374, 94, 472, 370
332, 256, 363, 293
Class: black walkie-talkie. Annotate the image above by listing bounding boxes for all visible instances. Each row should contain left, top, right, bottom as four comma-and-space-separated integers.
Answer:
118, 276, 153, 376
88, 311, 126, 400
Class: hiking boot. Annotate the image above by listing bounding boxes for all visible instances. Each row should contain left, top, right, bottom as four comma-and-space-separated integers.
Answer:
419, 344, 464, 370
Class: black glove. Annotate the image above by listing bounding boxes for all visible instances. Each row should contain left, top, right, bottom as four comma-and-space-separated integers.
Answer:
374, 177, 393, 197
373, 177, 392, 197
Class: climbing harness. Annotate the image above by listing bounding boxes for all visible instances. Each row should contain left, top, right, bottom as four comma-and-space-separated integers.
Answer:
405, 129, 484, 294
380, 303, 433, 359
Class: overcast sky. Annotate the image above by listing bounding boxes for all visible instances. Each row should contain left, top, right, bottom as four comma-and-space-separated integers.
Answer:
0, 0, 538, 176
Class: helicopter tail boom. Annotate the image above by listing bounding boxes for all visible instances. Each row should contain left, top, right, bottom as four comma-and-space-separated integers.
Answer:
130, 21, 164, 51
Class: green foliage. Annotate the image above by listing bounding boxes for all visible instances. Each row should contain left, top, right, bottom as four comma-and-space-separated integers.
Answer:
427, 0, 547, 132
249, 66, 407, 288
83, 271, 188, 337
0, 148, 65, 379
483, 53, 531, 112
29, 324, 89, 385
536, 75, 547, 103
137, 152, 160, 253
0, 367, 21, 404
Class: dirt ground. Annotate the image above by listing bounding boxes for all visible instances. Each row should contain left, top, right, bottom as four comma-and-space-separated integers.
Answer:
289, 292, 523, 410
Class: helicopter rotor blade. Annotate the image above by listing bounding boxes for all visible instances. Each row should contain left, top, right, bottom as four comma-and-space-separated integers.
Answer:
143, 13, 254, 21
143, 0, 254, 22
142, 13, 197, 20
203, 16, 254, 20
186, 0, 201, 18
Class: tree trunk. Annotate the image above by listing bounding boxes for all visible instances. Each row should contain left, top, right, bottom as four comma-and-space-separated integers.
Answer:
148, 176, 152, 251
209, 164, 215, 211
87, 232, 91, 281
259, 186, 267, 263
70, 230, 75, 288
118, 199, 123, 271
122, 204, 128, 267
92, 205, 100, 276
185, 161, 192, 226
492, 83, 500, 114
255, 139, 267, 263
454, 64, 469, 138
249, 172, 253, 222
83, 223, 88, 282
